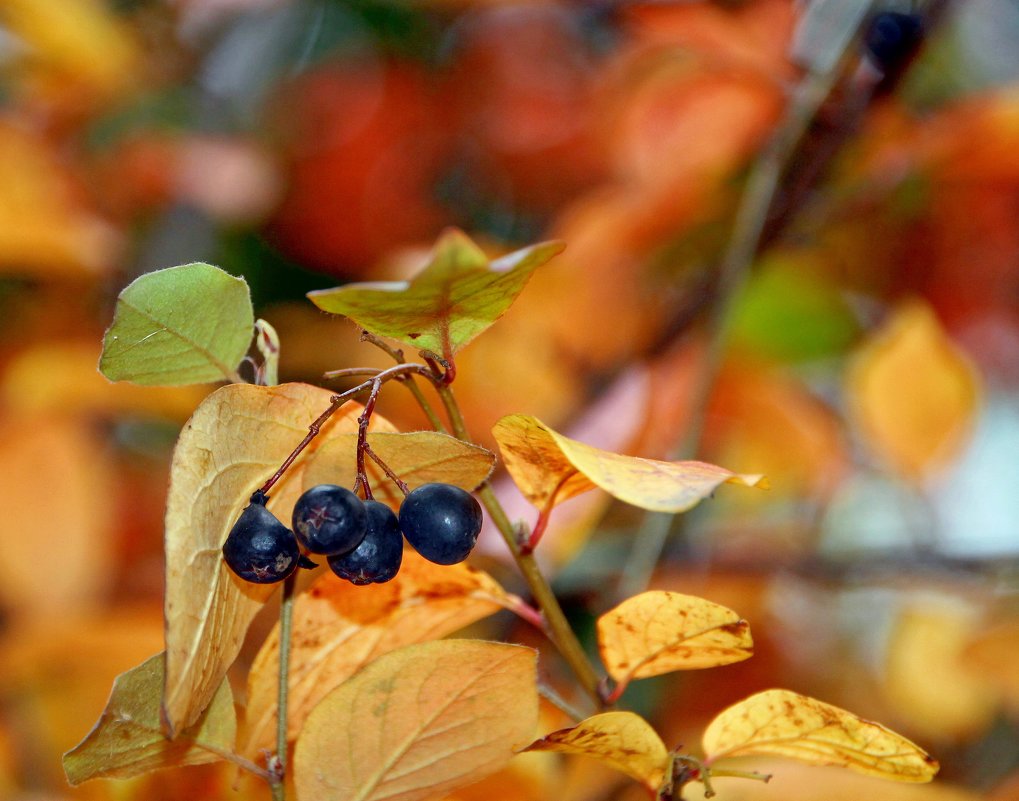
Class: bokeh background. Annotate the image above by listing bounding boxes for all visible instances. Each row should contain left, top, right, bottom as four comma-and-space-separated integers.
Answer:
1, 0, 1018, 799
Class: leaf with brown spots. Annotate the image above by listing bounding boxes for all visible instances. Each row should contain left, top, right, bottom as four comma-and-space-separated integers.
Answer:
308, 228, 564, 361
492, 414, 765, 521
702, 689, 939, 782
293, 640, 538, 801
525, 711, 670, 791
598, 591, 753, 696
238, 551, 515, 761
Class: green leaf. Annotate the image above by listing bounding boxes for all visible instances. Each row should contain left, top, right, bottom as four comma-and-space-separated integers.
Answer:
307, 228, 564, 360
99, 263, 254, 385
63, 653, 236, 785
728, 256, 858, 362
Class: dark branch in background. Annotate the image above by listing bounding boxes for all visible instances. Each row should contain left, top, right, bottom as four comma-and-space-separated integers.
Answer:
618, 0, 959, 600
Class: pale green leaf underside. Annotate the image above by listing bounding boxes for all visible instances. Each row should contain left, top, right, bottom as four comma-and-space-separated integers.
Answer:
63, 653, 236, 785
100, 262, 254, 386
308, 229, 564, 358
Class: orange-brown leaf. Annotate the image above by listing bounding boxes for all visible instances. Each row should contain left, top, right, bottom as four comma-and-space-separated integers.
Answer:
239, 551, 513, 760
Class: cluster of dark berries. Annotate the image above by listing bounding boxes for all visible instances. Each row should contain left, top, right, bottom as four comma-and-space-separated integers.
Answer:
221, 482, 483, 586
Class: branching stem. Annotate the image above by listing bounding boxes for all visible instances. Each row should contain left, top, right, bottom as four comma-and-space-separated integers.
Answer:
433, 381, 604, 705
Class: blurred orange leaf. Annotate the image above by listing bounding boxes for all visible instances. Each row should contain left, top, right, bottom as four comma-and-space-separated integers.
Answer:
1, 340, 206, 420
2, 0, 139, 99
308, 228, 564, 361
0, 124, 118, 277
525, 711, 670, 791
883, 600, 999, 741
597, 591, 752, 692
702, 689, 939, 782
0, 414, 116, 615
63, 653, 234, 785
305, 431, 495, 508
492, 413, 766, 515
963, 618, 1019, 711
293, 639, 538, 801
847, 302, 980, 480
162, 383, 390, 736
239, 551, 514, 760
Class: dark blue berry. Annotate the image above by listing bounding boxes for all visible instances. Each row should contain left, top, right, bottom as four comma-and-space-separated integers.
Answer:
292, 484, 367, 555
328, 500, 403, 585
398, 483, 483, 565
222, 492, 300, 584
864, 11, 924, 74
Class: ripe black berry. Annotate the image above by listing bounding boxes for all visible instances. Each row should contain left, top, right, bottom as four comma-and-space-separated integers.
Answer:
222, 492, 300, 584
328, 500, 403, 585
398, 483, 483, 565
863, 11, 924, 75
292, 484, 367, 555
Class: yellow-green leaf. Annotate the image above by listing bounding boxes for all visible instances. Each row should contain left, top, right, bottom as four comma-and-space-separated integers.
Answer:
847, 301, 980, 480
702, 689, 939, 782
63, 653, 234, 785
492, 414, 766, 514
163, 383, 392, 736
239, 552, 513, 760
598, 591, 752, 688
525, 711, 670, 790
307, 228, 564, 360
305, 431, 495, 508
293, 640, 539, 801
100, 262, 254, 386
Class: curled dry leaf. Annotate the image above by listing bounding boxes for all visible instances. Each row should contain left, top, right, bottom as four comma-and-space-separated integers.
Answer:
847, 301, 980, 480
702, 689, 939, 782
597, 591, 753, 689
305, 431, 496, 508
293, 639, 538, 801
163, 382, 391, 736
63, 653, 234, 785
308, 228, 564, 361
492, 413, 766, 515
525, 711, 670, 791
239, 550, 513, 760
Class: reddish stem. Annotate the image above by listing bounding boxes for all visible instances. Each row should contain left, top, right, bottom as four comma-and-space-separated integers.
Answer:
363, 443, 410, 496
260, 363, 429, 496
354, 379, 383, 500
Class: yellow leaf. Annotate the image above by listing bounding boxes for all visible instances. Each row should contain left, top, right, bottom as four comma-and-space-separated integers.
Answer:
597, 592, 753, 689
525, 711, 670, 790
293, 639, 538, 801
847, 302, 980, 480
163, 382, 392, 736
702, 689, 939, 782
239, 550, 513, 760
493, 414, 765, 513
305, 431, 496, 508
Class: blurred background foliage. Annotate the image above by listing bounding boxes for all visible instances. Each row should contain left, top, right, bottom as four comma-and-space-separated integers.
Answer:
0, 1, 1018, 799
